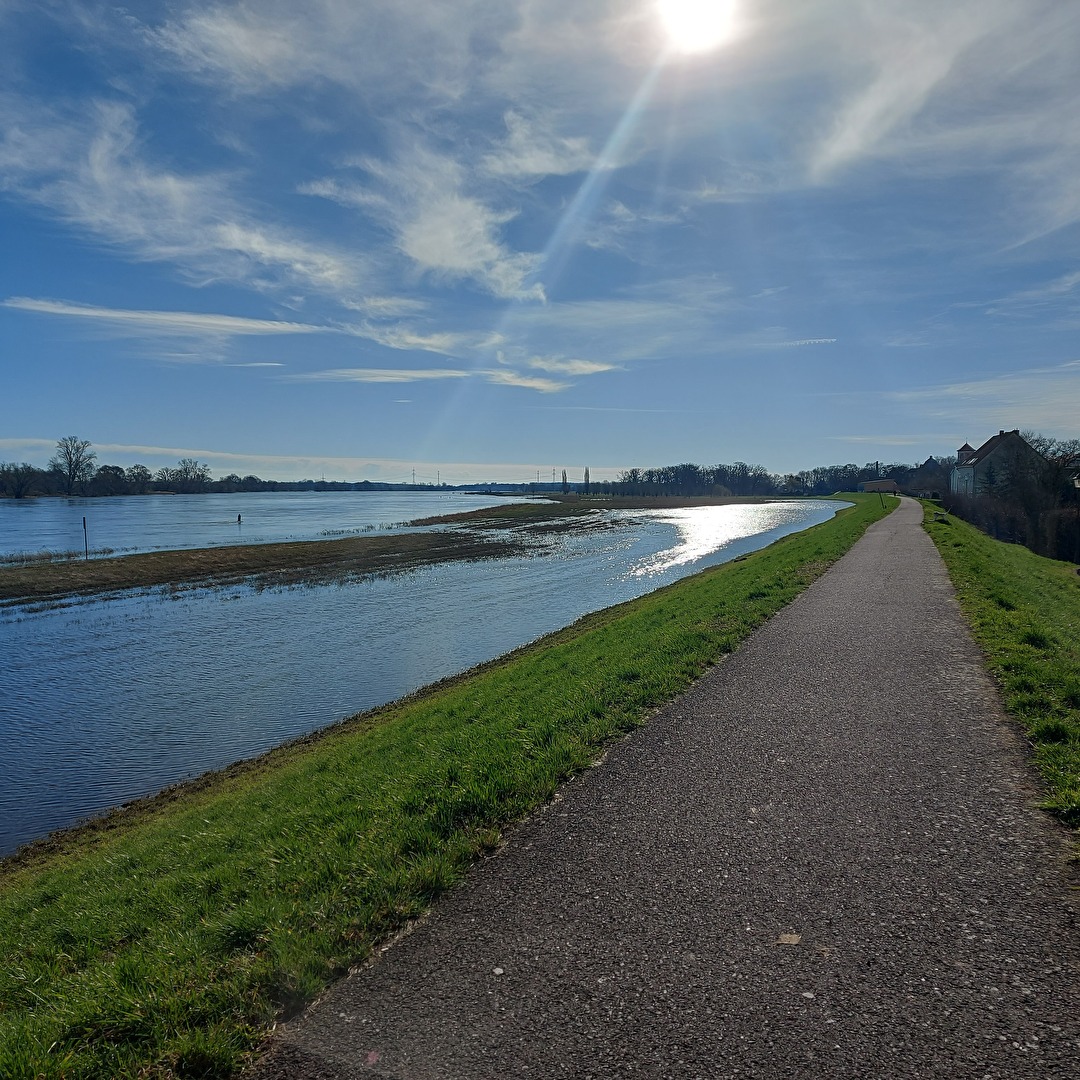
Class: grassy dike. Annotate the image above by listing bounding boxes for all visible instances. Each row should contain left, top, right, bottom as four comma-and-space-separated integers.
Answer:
923, 506, 1080, 830
0, 495, 890, 1079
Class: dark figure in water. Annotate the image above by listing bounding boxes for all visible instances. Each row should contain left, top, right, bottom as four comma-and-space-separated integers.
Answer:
237, 514, 242, 524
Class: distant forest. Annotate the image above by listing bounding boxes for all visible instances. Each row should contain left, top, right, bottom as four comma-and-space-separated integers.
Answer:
608, 458, 954, 497
0, 436, 960, 501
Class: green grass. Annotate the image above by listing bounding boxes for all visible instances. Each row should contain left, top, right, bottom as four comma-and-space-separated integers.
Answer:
0, 495, 890, 1079
923, 506, 1080, 830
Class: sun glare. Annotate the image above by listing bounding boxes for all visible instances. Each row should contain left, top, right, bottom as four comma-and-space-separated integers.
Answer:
657, 0, 737, 54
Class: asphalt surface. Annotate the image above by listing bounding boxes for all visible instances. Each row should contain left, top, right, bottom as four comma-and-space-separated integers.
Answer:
250, 498, 1080, 1079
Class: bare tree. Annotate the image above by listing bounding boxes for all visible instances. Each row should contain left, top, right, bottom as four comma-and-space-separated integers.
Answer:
0, 462, 41, 498
125, 464, 153, 493
173, 458, 213, 493
48, 436, 96, 496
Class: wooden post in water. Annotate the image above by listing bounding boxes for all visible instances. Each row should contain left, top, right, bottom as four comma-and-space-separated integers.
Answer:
83, 516, 88, 560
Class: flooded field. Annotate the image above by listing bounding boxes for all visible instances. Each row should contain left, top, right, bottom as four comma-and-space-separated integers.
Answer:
0, 489, 535, 560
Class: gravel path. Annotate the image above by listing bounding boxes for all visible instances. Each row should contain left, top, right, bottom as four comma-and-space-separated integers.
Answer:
251, 498, 1080, 1079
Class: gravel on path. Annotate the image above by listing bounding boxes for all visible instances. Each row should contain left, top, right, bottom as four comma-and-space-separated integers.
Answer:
250, 497, 1080, 1079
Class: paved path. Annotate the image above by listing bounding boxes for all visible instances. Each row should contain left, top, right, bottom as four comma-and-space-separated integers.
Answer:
252, 498, 1080, 1079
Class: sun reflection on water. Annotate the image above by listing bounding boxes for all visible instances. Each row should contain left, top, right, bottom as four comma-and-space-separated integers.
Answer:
629, 502, 810, 576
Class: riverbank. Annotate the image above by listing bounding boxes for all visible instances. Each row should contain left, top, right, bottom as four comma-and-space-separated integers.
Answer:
0, 494, 803, 607
0, 494, 891, 1078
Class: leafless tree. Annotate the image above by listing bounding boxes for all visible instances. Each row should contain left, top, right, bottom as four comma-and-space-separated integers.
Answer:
48, 436, 96, 496
0, 462, 41, 498
125, 464, 153, 493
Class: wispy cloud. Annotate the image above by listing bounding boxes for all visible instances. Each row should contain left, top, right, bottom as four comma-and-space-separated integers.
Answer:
882, 331, 933, 348
506, 275, 738, 362
982, 270, 1080, 321
809, 7, 998, 180
893, 360, 1080, 433
481, 111, 594, 179
304, 145, 545, 300
829, 434, 951, 447
691, 168, 786, 203
343, 321, 504, 358
583, 199, 682, 256
3, 297, 333, 337
290, 367, 471, 384
0, 97, 360, 297
769, 338, 837, 348
342, 296, 430, 318
291, 366, 568, 392
148, 4, 312, 94
482, 369, 567, 392
804, 1, 1080, 238
524, 355, 616, 376
145, 0, 503, 105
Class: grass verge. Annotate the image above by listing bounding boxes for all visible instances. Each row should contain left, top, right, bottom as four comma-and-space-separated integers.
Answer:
0, 494, 889, 1078
923, 506, 1080, 829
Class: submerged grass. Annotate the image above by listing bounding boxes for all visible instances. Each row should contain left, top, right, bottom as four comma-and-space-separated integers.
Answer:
0, 495, 889, 1078
0, 530, 523, 607
923, 506, 1080, 830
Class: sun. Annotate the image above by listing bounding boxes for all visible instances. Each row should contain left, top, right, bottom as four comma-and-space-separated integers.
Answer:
656, 0, 738, 55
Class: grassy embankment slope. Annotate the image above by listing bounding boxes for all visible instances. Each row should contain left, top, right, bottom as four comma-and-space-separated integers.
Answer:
0, 495, 889, 1079
923, 506, 1080, 829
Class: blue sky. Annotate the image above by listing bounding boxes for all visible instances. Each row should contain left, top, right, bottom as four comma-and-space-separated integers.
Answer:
2, 0, 1078, 484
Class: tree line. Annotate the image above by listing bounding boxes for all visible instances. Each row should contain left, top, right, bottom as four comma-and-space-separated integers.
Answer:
0, 437, 394, 499
602, 457, 956, 498
4, 438, 950, 502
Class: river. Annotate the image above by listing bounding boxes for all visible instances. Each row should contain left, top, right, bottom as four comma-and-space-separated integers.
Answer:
0, 497, 845, 855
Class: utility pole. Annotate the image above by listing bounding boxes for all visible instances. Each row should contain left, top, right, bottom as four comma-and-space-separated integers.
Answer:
412, 468, 415, 486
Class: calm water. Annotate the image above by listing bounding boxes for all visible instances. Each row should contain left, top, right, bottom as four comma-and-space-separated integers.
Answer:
0, 500, 844, 855
0, 490, 535, 559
